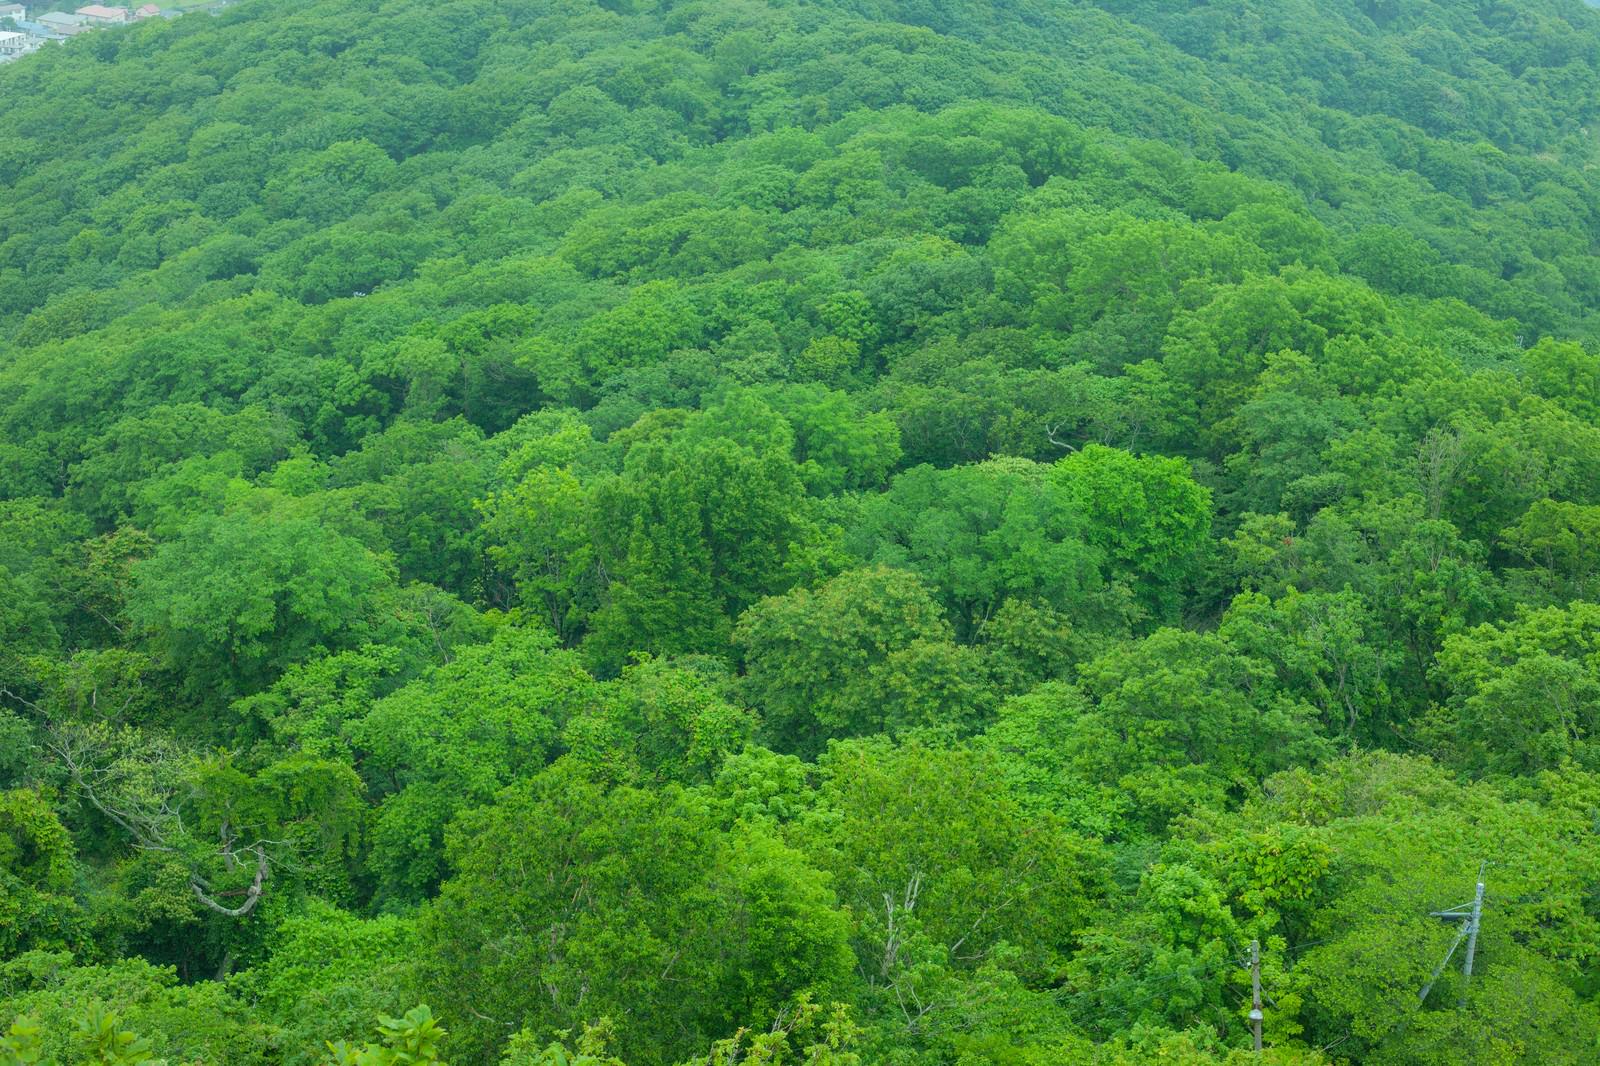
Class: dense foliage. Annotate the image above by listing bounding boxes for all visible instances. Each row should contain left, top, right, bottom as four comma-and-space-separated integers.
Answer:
4, 0, 1600, 1062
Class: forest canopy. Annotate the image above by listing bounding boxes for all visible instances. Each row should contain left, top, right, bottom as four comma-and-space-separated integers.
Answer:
4, 0, 1600, 1063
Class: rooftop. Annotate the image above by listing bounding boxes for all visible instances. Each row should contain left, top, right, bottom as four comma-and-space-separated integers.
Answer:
76, 4, 127, 15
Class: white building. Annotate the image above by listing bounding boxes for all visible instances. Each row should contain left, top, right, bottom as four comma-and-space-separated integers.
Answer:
0, 28, 25, 53
0, 4, 26, 23
36, 10, 85, 33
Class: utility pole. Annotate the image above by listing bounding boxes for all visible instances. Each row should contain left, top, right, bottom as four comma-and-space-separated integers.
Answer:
1457, 864, 1486, 1007
1420, 863, 1486, 1008
1248, 938, 1263, 1054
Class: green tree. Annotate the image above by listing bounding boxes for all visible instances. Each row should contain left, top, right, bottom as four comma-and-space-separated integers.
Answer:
1054, 444, 1212, 620
797, 740, 1107, 997
1244, 754, 1600, 1064
1219, 589, 1394, 740
734, 567, 989, 756
127, 503, 398, 705
349, 627, 594, 903
582, 400, 834, 670
230, 902, 417, 1066
848, 458, 1116, 639
1424, 602, 1600, 775
563, 656, 755, 786
0, 956, 270, 1064
990, 630, 1329, 838
0, 789, 83, 956
1500, 498, 1600, 604
417, 763, 853, 1066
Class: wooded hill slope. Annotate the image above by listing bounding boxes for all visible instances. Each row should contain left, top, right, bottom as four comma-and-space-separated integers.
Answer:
3, 1, 1600, 1064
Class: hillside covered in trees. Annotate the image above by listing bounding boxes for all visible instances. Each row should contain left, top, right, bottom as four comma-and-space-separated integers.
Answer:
4, 0, 1600, 1062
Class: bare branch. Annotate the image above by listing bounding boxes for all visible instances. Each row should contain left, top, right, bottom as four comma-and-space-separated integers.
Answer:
1044, 421, 1080, 453
192, 846, 267, 917
47, 720, 277, 920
